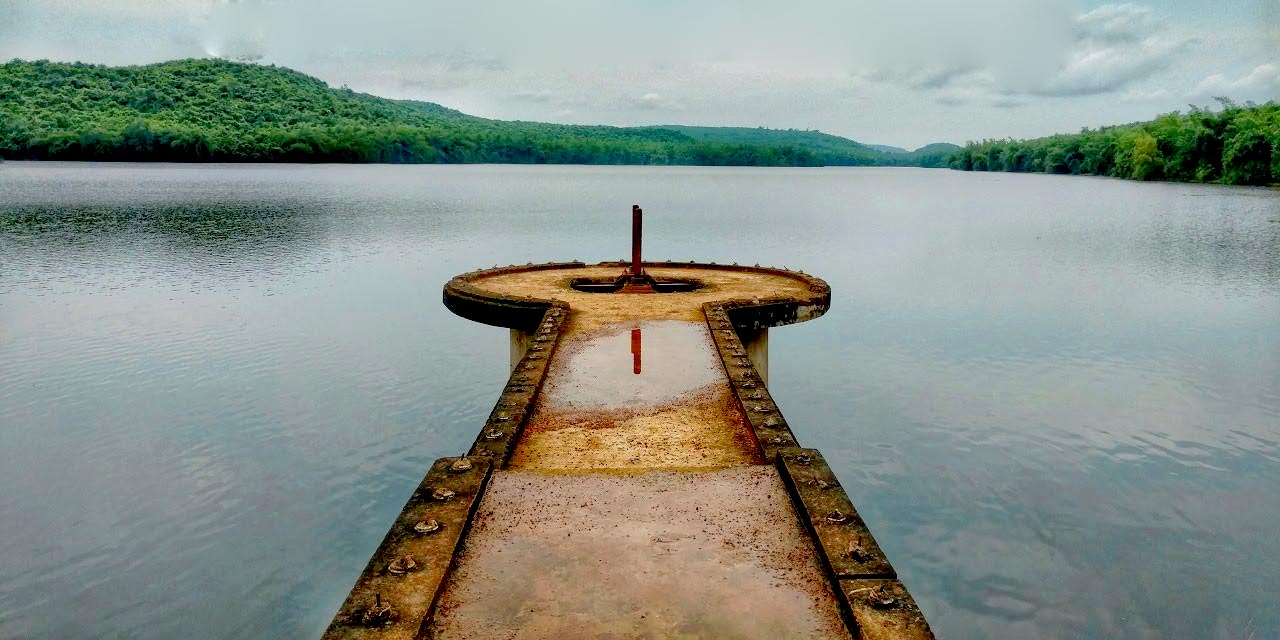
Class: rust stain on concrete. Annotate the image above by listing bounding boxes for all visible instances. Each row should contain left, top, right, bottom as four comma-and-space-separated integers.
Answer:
427, 467, 849, 640
510, 384, 761, 470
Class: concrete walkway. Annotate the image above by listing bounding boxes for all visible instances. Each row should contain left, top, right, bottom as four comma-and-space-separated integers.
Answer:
427, 267, 847, 639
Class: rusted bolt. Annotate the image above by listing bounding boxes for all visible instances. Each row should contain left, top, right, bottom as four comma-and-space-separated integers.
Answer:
763, 418, 781, 428
495, 413, 511, 422
826, 510, 849, 524
752, 405, 773, 414
413, 519, 442, 534
534, 335, 549, 343
449, 457, 473, 473
431, 487, 456, 501
748, 391, 765, 400
810, 478, 832, 490
845, 542, 869, 561
360, 593, 393, 627
741, 381, 758, 389
866, 585, 898, 609
387, 555, 418, 576
793, 453, 812, 465
483, 428, 504, 440
522, 362, 537, 371
768, 436, 790, 445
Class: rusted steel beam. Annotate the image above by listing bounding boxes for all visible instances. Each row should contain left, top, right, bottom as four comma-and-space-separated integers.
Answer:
704, 304, 800, 460
322, 456, 492, 640
841, 579, 935, 640
776, 447, 935, 640
468, 307, 565, 466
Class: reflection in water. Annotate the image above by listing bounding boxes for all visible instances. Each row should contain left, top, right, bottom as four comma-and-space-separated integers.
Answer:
1, 163, 1277, 640
539, 322, 721, 410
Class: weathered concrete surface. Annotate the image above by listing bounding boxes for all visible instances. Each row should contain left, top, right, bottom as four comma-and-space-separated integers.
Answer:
470, 266, 820, 332
427, 467, 849, 640
509, 321, 760, 470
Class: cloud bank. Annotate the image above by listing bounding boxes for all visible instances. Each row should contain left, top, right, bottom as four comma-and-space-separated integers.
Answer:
0, 0, 1276, 147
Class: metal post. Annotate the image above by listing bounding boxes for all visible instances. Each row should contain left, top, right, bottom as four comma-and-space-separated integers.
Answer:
631, 205, 643, 278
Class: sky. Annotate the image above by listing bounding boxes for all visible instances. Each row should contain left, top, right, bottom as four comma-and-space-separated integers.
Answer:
1, 0, 1277, 148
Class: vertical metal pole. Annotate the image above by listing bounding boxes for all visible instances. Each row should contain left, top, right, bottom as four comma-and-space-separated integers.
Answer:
631, 205, 643, 277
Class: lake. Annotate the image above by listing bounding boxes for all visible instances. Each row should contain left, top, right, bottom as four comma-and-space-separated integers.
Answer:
1, 162, 1277, 639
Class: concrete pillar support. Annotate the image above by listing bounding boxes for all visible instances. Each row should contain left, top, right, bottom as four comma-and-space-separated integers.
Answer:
739, 327, 769, 386
510, 329, 533, 371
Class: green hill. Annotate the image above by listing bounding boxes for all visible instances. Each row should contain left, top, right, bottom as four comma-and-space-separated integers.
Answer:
0, 58, 950, 166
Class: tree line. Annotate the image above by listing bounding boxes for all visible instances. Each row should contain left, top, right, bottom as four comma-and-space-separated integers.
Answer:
0, 58, 954, 167
949, 99, 1280, 186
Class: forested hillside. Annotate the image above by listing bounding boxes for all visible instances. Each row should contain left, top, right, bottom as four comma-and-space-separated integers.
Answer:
949, 100, 1280, 186
0, 58, 953, 166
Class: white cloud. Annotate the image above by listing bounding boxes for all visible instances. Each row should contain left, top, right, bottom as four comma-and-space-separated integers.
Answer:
851, 4, 1198, 102
1190, 63, 1280, 100
630, 92, 682, 111
1074, 3, 1160, 44
1035, 4, 1198, 97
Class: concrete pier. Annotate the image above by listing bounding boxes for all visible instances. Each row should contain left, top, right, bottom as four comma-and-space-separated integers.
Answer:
322, 260, 933, 640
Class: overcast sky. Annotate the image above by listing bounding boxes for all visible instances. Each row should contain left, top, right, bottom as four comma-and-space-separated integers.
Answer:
1, 0, 1277, 148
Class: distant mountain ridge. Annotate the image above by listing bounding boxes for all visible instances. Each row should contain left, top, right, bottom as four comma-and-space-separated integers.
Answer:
0, 58, 956, 166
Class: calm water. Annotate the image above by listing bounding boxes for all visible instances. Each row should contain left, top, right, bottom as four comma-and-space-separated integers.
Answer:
1, 162, 1277, 639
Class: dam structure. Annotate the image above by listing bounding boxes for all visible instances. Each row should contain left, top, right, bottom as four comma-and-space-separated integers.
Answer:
323, 207, 934, 639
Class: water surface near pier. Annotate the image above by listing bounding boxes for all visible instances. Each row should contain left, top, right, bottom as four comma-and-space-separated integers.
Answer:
1, 163, 1277, 639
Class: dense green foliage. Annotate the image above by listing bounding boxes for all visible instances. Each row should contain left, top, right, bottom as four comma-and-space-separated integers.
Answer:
0, 58, 953, 167
949, 100, 1280, 186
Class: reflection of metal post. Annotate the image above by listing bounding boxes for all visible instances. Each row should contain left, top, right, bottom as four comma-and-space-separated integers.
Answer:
630, 205, 643, 279
630, 328, 642, 375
